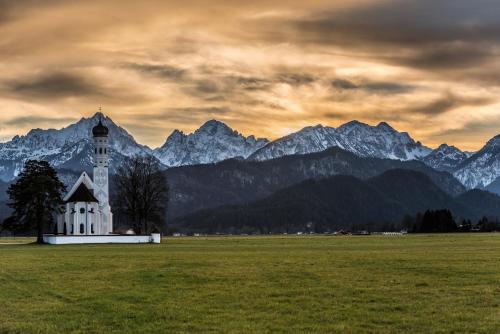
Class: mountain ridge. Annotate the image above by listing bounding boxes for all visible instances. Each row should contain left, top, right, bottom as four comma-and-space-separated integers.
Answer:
172, 169, 498, 234
2, 113, 500, 191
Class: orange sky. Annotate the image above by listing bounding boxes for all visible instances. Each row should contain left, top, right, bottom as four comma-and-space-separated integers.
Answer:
1, 0, 500, 150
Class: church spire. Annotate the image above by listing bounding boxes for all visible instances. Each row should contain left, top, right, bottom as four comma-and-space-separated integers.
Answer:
92, 107, 108, 137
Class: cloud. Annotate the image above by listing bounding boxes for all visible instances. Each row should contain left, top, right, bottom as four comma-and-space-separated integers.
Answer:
409, 93, 493, 115
331, 79, 415, 94
5, 115, 77, 127
275, 73, 315, 86
126, 63, 187, 80
273, 0, 500, 72
3, 72, 100, 99
128, 107, 230, 123
0, 0, 500, 150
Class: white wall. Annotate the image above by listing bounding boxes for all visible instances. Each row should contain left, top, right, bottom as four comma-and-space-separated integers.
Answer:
43, 234, 161, 245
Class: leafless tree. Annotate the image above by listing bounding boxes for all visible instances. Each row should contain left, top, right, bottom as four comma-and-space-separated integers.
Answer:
115, 155, 169, 234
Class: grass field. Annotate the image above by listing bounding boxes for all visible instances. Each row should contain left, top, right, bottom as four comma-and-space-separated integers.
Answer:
0, 234, 499, 333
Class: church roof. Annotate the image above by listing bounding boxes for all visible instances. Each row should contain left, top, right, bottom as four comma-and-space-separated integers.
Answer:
65, 183, 98, 203
63, 172, 94, 202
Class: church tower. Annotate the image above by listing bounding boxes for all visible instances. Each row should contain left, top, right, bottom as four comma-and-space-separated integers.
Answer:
92, 115, 113, 233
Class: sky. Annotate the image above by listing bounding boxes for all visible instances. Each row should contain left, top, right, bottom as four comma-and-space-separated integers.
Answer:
1, 0, 500, 150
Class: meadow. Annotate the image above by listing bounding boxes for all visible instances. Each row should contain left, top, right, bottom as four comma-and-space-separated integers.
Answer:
0, 234, 499, 333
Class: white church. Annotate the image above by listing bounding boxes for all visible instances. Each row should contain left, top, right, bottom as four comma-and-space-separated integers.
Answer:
43, 117, 160, 244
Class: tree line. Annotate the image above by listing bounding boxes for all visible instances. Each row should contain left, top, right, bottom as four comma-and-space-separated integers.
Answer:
402, 209, 500, 233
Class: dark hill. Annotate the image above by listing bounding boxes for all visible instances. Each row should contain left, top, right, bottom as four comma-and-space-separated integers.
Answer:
455, 189, 500, 220
165, 147, 465, 219
173, 169, 479, 234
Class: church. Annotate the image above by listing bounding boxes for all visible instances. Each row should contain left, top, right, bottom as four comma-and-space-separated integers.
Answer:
56, 118, 113, 236
44, 116, 160, 244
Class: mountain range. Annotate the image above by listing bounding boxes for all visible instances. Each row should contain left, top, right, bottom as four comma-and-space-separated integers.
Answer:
1, 112, 500, 192
164, 146, 465, 220
3, 113, 500, 233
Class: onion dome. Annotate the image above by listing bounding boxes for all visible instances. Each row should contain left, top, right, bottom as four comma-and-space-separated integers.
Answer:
92, 118, 108, 137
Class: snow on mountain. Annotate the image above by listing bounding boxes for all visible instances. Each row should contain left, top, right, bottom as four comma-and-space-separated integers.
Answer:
153, 120, 269, 167
3, 113, 498, 191
421, 144, 471, 172
453, 135, 500, 189
249, 120, 432, 162
0, 112, 150, 181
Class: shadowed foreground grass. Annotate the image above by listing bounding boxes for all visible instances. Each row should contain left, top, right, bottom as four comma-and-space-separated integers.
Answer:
0, 234, 499, 333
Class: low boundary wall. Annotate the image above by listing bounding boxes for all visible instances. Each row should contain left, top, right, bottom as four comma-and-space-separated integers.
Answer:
43, 233, 161, 244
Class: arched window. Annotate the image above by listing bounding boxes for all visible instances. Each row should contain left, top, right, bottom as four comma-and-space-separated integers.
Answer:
91, 224, 94, 234
95, 148, 97, 154
71, 224, 74, 234
80, 224, 84, 234
104, 148, 107, 154
99, 148, 102, 154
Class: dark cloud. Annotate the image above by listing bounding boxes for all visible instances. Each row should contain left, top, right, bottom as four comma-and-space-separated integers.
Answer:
292, 0, 500, 46
195, 80, 220, 94
363, 82, 414, 94
434, 120, 500, 138
331, 79, 357, 90
272, 0, 500, 71
5, 115, 77, 127
331, 79, 415, 94
394, 43, 497, 70
126, 63, 186, 80
236, 76, 270, 91
322, 110, 347, 120
4, 72, 100, 99
275, 73, 315, 86
409, 93, 493, 115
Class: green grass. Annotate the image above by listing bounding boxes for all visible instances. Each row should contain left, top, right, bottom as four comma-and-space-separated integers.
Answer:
0, 237, 36, 244
0, 234, 499, 333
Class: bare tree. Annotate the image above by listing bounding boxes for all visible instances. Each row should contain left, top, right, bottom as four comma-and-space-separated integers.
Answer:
115, 155, 169, 234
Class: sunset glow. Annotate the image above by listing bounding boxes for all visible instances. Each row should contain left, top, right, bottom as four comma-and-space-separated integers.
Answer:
1, 0, 500, 150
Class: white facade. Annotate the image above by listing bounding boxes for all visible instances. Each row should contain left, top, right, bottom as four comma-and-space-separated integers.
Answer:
56, 119, 113, 236
43, 234, 161, 244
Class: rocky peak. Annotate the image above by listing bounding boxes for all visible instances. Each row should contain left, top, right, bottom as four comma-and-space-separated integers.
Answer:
196, 119, 235, 136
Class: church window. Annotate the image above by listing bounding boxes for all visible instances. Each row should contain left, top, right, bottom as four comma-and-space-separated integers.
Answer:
80, 224, 84, 234
80, 208, 85, 214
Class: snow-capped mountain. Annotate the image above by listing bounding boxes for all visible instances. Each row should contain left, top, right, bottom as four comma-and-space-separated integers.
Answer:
4, 113, 500, 191
153, 120, 268, 167
0, 112, 150, 181
421, 144, 472, 172
249, 121, 432, 162
453, 135, 500, 189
